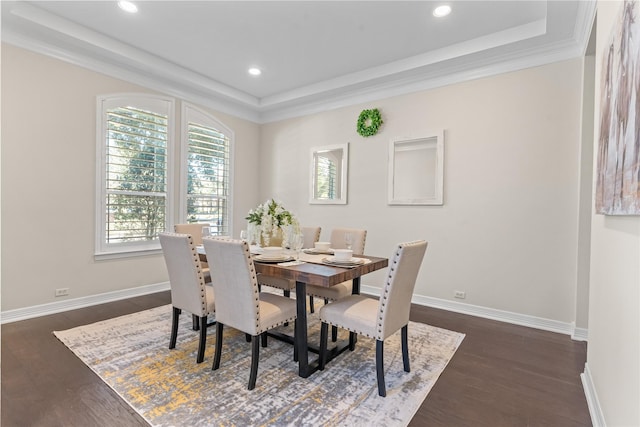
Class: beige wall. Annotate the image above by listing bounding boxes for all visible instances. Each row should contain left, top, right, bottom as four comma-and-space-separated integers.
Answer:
1, 44, 260, 310
587, 1, 640, 425
260, 59, 585, 323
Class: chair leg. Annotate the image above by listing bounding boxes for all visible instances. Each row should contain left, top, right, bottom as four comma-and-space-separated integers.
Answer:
212, 323, 224, 371
261, 332, 268, 348
169, 307, 181, 349
319, 322, 328, 370
196, 316, 207, 363
401, 325, 410, 372
284, 290, 291, 327
349, 331, 356, 351
309, 296, 315, 313
248, 335, 260, 390
376, 340, 386, 397
192, 314, 200, 331
245, 333, 252, 342
331, 325, 338, 342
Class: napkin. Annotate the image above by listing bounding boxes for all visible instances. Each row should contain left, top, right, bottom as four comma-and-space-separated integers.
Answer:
278, 260, 306, 266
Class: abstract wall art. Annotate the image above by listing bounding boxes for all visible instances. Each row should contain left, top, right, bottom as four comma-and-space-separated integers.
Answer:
596, 0, 640, 215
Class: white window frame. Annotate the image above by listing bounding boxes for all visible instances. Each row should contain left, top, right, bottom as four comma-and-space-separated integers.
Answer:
95, 94, 175, 259
179, 103, 234, 235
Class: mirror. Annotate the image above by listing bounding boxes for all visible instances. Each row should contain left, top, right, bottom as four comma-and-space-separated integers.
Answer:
310, 143, 348, 204
388, 132, 444, 205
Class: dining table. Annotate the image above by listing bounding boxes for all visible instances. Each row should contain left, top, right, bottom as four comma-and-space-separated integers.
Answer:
198, 244, 388, 378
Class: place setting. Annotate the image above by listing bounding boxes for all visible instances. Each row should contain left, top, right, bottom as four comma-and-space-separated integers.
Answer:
321, 249, 369, 267
302, 241, 334, 255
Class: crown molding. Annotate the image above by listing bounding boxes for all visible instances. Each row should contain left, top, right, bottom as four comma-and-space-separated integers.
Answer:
3, 1, 593, 125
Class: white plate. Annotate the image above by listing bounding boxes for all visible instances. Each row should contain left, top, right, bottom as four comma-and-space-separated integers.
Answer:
303, 248, 334, 255
253, 254, 294, 263
322, 256, 365, 266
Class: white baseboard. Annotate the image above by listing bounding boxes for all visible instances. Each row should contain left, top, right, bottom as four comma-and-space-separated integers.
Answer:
0, 282, 171, 324
581, 363, 605, 427
361, 285, 588, 340
3, 282, 589, 343
572, 326, 589, 342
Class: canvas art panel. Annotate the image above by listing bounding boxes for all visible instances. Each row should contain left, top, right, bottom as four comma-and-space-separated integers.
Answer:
596, 0, 640, 215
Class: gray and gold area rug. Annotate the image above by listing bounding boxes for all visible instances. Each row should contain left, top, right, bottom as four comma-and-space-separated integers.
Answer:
54, 303, 464, 426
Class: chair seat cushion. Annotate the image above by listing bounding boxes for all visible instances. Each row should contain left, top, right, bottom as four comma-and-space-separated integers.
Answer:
258, 275, 294, 291
257, 292, 297, 333
306, 281, 352, 301
319, 295, 379, 339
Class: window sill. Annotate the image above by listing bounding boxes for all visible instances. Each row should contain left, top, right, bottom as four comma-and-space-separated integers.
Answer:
94, 248, 163, 261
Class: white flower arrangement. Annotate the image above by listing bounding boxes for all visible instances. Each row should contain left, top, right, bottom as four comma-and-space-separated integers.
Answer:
245, 199, 299, 247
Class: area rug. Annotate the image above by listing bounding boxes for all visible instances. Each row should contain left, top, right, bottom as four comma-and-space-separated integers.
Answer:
54, 303, 464, 427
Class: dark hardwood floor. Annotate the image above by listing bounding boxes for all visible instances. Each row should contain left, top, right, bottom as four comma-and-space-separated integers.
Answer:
1, 292, 591, 426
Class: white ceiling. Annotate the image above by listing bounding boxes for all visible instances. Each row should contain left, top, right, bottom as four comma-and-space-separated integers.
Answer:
2, 1, 595, 123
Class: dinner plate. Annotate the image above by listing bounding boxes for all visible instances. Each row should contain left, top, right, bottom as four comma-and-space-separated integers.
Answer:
253, 254, 294, 263
321, 256, 366, 266
303, 248, 335, 255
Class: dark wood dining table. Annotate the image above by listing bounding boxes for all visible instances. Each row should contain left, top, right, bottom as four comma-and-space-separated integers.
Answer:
254, 254, 388, 378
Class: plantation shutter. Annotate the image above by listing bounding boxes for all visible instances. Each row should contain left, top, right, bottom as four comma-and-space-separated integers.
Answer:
186, 122, 230, 236
105, 106, 168, 244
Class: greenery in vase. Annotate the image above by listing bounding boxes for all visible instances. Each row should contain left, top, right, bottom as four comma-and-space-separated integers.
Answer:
245, 199, 299, 246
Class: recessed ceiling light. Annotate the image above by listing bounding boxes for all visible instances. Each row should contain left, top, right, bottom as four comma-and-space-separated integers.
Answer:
433, 5, 451, 18
248, 68, 262, 76
118, 1, 138, 13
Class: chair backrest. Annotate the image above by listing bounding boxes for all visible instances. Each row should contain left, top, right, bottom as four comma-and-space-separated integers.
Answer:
202, 237, 260, 335
159, 232, 209, 316
301, 226, 321, 249
174, 223, 207, 246
330, 228, 367, 254
377, 240, 428, 340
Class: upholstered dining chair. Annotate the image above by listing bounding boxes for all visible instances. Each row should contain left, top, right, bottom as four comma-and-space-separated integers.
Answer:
202, 237, 297, 390
258, 226, 321, 296
159, 232, 215, 364
174, 223, 211, 278
306, 228, 367, 315
318, 240, 428, 397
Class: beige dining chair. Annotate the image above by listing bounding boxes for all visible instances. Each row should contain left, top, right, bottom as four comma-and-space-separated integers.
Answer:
159, 232, 215, 364
306, 228, 367, 316
174, 223, 211, 276
258, 226, 321, 295
318, 240, 428, 397
203, 237, 297, 390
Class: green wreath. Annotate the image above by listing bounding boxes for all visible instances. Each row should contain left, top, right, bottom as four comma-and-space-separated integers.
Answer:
356, 108, 383, 137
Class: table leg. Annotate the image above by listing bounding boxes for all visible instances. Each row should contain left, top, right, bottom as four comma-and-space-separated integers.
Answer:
351, 277, 360, 346
295, 280, 310, 377
352, 277, 361, 295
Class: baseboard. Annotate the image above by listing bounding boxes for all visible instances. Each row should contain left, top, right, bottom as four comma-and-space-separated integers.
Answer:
581, 364, 604, 427
3, 282, 589, 342
0, 282, 171, 324
572, 326, 589, 342
361, 285, 588, 340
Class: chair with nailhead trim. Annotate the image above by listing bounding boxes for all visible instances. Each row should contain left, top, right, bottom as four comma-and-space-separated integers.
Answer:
318, 240, 428, 397
306, 228, 367, 342
159, 232, 215, 364
203, 237, 297, 390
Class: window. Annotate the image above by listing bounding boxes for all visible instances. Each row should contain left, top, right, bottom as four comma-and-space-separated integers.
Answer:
96, 95, 174, 257
180, 104, 233, 236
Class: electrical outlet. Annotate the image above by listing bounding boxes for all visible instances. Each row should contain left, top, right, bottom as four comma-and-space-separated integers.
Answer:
55, 288, 70, 297
454, 290, 466, 299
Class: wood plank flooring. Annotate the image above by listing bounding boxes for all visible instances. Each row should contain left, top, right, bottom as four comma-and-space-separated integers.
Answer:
1, 292, 591, 426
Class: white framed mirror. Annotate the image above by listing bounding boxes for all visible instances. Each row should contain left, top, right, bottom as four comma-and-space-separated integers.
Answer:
388, 132, 444, 205
310, 143, 348, 204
